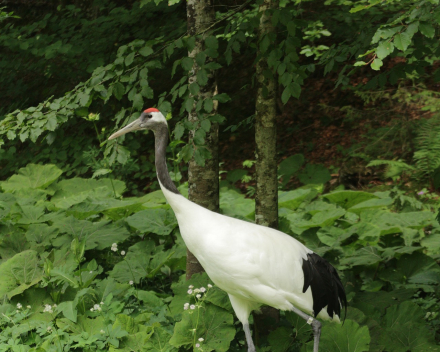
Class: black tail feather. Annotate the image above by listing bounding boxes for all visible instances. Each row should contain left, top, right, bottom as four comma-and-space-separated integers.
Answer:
302, 253, 347, 321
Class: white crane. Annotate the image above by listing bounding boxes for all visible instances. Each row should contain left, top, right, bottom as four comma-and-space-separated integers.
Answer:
109, 108, 346, 352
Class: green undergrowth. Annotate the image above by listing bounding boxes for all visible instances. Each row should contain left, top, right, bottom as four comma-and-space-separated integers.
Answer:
0, 164, 439, 352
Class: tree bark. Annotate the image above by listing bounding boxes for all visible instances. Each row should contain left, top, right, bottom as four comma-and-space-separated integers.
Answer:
255, 0, 278, 229
186, 0, 219, 280
253, 0, 280, 336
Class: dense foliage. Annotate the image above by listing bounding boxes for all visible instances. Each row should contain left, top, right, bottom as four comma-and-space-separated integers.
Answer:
0, 164, 439, 351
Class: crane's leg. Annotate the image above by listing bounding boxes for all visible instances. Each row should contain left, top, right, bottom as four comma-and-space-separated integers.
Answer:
228, 294, 258, 352
289, 306, 321, 352
243, 323, 256, 352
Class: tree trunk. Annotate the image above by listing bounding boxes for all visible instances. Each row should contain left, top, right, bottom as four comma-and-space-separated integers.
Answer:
253, 0, 280, 336
255, 0, 278, 229
186, 0, 219, 280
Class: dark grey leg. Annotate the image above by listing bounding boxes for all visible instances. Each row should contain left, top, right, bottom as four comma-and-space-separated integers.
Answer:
243, 323, 256, 352
289, 306, 321, 352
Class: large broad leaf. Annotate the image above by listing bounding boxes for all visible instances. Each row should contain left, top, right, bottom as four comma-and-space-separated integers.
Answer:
297, 164, 331, 185
347, 197, 393, 214
220, 188, 254, 219
339, 246, 383, 267
379, 301, 440, 352
169, 303, 235, 352
109, 241, 157, 284
0, 250, 43, 299
1, 164, 62, 192
268, 326, 295, 352
279, 188, 318, 210
304, 319, 370, 352
126, 209, 178, 235
279, 154, 305, 187
379, 252, 440, 292
0, 193, 16, 220
421, 230, 440, 256
144, 326, 177, 352
51, 178, 126, 201
317, 226, 354, 247
322, 191, 378, 209
53, 216, 130, 250
67, 197, 145, 220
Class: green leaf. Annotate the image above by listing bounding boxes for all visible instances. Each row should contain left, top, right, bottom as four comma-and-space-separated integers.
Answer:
170, 303, 235, 352
305, 319, 370, 352
322, 191, 378, 209
279, 154, 304, 187
370, 58, 383, 71
181, 57, 193, 71
109, 241, 157, 283
197, 69, 208, 86
419, 22, 435, 38
0, 250, 43, 299
279, 188, 317, 210
125, 52, 135, 66
212, 93, 230, 103
297, 164, 331, 185
268, 327, 294, 352
289, 82, 301, 99
57, 301, 78, 322
204, 98, 214, 113
139, 46, 153, 57
220, 188, 254, 219
376, 41, 394, 60
281, 86, 291, 104
380, 301, 439, 352
53, 216, 130, 250
1, 164, 62, 192
205, 36, 218, 50
133, 93, 144, 111
126, 209, 178, 235
145, 327, 177, 352
113, 82, 125, 100
393, 32, 411, 51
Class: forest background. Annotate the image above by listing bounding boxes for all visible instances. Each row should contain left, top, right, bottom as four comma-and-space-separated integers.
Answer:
1, 0, 440, 351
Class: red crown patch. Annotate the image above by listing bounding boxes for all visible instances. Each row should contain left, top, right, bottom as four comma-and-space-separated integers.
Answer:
144, 108, 160, 113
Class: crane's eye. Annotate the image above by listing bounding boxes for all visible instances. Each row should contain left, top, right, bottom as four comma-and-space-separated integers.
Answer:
146, 114, 152, 119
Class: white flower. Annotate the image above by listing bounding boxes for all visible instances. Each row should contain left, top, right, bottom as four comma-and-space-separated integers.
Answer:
200, 287, 206, 292
16, 310, 19, 313
26, 305, 31, 309
100, 329, 105, 334
121, 251, 126, 255
184, 303, 190, 310
47, 326, 52, 331
112, 243, 117, 247
129, 280, 134, 285
53, 304, 57, 308
196, 294, 201, 299
43, 304, 53, 313
190, 305, 195, 310
194, 288, 200, 293
16, 303, 22, 309
89, 271, 93, 274
198, 338, 204, 342
90, 308, 94, 311
111, 243, 118, 252
93, 304, 101, 311
207, 284, 212, 288
196, 343, 200, 348
187, 289, 193, 294
100, 301, 104, 305
188, 285, 194, 289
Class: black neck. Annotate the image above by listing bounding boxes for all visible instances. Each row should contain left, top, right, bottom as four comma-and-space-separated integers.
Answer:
154, 124, 180, 194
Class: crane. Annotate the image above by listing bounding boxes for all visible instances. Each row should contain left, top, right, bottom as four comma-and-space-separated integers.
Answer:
108, 108, 347, 352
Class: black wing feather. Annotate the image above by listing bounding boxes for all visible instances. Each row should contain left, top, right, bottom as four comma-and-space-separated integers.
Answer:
302, 253, 347, 320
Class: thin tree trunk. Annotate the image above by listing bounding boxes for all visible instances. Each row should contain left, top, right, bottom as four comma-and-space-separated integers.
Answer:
186, 0, 219, 280
255, 0, 278, 229
254, 0, 280, 335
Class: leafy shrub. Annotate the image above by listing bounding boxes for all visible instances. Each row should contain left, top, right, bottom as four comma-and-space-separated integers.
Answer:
0, 164, 440, 351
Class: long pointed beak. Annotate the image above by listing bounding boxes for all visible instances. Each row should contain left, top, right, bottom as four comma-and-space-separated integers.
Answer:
108, 118, 143, 140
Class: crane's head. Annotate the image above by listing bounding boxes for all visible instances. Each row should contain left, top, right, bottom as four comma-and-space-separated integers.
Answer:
108, 108, 166, 140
